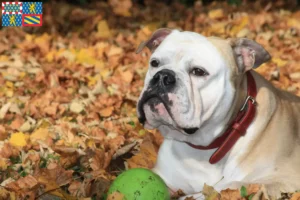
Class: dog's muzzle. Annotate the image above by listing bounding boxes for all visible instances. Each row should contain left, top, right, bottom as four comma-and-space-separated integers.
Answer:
137, 69, 199, 135
137, 69, 176, 124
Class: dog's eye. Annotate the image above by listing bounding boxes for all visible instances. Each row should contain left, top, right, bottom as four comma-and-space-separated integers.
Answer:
150, 59, 160, 67
191, 68, 208, 76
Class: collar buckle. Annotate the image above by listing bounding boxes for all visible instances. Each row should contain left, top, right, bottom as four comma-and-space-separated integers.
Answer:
240, 96, 257, 111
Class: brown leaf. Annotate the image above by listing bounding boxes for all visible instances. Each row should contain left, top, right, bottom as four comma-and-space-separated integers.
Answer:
68, 181, 82, 196
6, 175, 39, 191
10, 115, 24, 130
220, 188, 243, 200
127, 134, 158, 169
0, 188, 13, 200
0, 125, 7, 141
99, 106, 114, 117
37, 162, 73, 187
90, 178, 111, 199
107, 191, 125, 200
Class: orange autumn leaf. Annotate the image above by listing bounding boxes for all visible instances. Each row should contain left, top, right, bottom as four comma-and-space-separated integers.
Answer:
220, 188, 242, 200
121, 70, 134, 83
291, 192, 300, 200
99, 106, 114, 117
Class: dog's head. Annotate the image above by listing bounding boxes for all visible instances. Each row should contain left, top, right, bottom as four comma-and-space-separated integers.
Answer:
137, 29, 270, 145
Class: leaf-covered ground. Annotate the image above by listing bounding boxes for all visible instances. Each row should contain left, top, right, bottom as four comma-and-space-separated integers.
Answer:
0, 0, 299, 199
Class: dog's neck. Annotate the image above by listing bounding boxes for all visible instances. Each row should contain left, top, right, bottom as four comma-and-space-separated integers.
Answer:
228, 72, 249, 128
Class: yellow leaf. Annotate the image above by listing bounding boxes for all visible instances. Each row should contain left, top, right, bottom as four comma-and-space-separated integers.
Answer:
19, 72, 26, 79
45, 50, 55, 62
272, 58, 287, 68
231, 16, 249, 36
95, 60, 105, 69
25, 34, 34, 42
144, 22, 160, 31
0, 159, 8, 170
87, 74, 101, 87
5, 81, 14, 88
99, 106, 114, 117
5, 89, 14, 98
9, 132, 28, 147
100, 69, 112, 79
97, 20, 111, 38
0, 55, 9, 62
30, 128, 50, 144
202, 184, 220, 200
76, 48, 97, 65
86, 139, 95, 148
208, 9, 224, 19
288, 18, 300, 30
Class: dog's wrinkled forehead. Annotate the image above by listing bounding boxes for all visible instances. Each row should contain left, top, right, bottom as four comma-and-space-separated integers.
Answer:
150, 31, 228, 72
154, 30, 212, 53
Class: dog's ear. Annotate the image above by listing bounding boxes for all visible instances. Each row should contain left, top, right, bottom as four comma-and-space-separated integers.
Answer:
136, 28, 172, 54
228, 38, 271, 73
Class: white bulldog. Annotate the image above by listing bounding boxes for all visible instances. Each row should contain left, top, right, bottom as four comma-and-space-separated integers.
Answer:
136, 29, 300, 199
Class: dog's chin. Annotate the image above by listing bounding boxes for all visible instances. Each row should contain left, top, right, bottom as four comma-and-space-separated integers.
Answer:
139, 99, 199, 135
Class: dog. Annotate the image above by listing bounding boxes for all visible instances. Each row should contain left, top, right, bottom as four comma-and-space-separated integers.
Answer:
136, 28, 300, 199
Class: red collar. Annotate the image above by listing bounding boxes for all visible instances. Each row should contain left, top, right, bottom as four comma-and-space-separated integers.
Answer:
186, 71, 257, 164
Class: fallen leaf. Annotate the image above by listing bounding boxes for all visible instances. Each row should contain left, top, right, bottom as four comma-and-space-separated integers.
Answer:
70, 101, 85, 114
107, 191, 125, 200
208, 9, 224, 19
121, 70, 134, 83
291, 192, 300, 200
0, 125, 8, 140
30, 128, 50, 144
97, 20, 112, 38
127, 134, 158, 169
203, 184, 220, 200
9, 132, 28, 147
290, 72, 300, 81
99, 106, 114, 117
6, 175, 39, 191
220, 188, 241, 200
0, 102, 11, 119
108, 0, 132, 17
0, 158, 8, 170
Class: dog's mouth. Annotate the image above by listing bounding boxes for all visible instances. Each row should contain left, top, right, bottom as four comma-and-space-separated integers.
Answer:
138, 93, 199, 135
182, 127, 199, 134
137, 93, 171, 125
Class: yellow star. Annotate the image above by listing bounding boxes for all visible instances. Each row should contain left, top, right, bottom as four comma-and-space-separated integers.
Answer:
9, 15, 16, 26
29, 3, 36, 14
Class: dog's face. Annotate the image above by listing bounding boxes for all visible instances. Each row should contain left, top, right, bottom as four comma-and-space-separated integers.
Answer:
137, 29, 270, 145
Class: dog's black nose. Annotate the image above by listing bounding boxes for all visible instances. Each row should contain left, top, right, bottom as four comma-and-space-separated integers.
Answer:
150, 69, 176, 90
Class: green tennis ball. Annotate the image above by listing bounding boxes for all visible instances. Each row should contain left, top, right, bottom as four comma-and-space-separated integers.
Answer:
107, 168, 170, 200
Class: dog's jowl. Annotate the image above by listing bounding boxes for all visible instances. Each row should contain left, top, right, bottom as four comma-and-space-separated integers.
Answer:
137, 28, 300, 199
